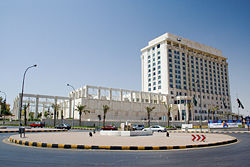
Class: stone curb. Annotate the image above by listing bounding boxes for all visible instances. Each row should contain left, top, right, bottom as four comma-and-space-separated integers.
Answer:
169, 131, 250, 134
0, 129, 67, 133
72, 128, 95, 130
8, 137, 237, 151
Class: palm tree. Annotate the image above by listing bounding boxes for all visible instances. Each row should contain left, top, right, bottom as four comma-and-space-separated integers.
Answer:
103, 105, 110, 127
75, 105, 90, 127
163, 102, 172, 127
23, 103, 30, 126
146, 106, 155, 127
51, 103, 60, 126
211, 106, 219, 122
187, 102, 192, 124
29, 112, 34, 121
207, 108, 211, 123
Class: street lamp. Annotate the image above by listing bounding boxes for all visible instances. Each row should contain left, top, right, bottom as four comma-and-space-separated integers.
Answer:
67, 84, 76, 127
196, 80, 202, 131
19, 64, 37, 126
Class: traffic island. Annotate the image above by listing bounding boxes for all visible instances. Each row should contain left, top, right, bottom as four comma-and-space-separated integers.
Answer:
8, 132, 237, 151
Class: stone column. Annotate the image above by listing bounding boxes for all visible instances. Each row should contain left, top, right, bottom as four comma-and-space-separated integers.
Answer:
85, 86, 88, 98
98, 87, 101, 99
120, 90, 123, 101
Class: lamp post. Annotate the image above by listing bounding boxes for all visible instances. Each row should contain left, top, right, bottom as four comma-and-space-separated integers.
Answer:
19, 64, 37, 126
196, 80, 202, 131
67, 84, 76, 127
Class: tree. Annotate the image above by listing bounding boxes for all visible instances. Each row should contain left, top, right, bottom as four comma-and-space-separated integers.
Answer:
61, 110, 64, 120
102, 105, 110, 127
210, 106, 219, 122
186, 102, 193, 124
51, 103, 60, 126
23, 103, 30, 125
29, 112, 34, 121
207, 108, 211, 122
75, 105, 90, 127
44, 110, 49, 119
223, 111, 231, 120
163, 102, 172, 127
146, 106, 155, 127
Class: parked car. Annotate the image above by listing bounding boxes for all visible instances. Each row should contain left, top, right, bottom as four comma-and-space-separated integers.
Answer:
29, 122, 45, 128
133, 124, 144, 130
101, 125, 118, 130
142, 125, 166, 132
55, 123, 71, 130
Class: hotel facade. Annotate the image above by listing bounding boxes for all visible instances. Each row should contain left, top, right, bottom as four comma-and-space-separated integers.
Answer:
141, 33, 231, 121
12, 32, 231, 123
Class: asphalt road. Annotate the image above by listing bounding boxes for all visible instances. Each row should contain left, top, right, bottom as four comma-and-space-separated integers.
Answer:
0, 132, 249, 167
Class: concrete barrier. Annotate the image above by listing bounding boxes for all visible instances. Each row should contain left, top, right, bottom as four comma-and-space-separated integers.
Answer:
100, 130, 153, 136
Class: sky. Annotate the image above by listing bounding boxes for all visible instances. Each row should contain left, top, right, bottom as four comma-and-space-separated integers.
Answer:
0, 0, 250, 116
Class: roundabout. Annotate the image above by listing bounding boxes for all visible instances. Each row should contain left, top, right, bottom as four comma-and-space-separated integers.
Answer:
8, 131, 237, 150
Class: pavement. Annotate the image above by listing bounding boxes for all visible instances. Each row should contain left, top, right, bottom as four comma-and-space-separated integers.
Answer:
8, 131, 237, 150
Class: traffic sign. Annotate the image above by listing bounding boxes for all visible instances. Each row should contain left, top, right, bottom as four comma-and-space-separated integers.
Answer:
192, 134, 206, 142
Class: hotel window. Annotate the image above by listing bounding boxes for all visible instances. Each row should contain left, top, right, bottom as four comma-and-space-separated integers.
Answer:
158, 61, 161, 64
158, 70, 161, 74
148, 64, 151, 68
157, 51, 160, 55
158, 75, 161, 79
153, 87, 156, 90
158, 56, 160, 59
168, 49, 172, 52
158, 86, 161, 89
157, 44, 160, 48
148, 88, 151, 91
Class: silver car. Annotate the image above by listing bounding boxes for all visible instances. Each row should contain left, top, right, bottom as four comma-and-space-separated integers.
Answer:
143, 125, 166, 132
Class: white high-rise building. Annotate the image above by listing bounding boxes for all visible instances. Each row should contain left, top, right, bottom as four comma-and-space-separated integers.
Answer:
141, 33, 231, 121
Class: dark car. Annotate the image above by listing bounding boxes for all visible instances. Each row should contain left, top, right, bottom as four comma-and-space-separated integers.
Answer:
55, 123, 71, 130
29, 122, 45, 128
101, 125, 118, 130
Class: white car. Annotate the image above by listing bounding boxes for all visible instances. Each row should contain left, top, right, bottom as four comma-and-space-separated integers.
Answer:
143, 125, 166, 132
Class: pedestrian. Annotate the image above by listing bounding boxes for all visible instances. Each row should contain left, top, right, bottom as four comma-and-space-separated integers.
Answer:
166, 131, 169, 137
89, 132, 93, 137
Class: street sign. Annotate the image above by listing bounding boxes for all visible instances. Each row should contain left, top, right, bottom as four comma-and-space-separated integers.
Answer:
192, 134, 206, 142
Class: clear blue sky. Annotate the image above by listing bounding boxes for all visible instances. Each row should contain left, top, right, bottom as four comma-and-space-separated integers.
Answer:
0, 0, 249, 116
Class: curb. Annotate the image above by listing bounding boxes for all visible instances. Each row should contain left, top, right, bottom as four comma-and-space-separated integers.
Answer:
0, 129, 67, 133
8, 137, 237, 150
72, 128, 95, 130
169, 131, 250, 134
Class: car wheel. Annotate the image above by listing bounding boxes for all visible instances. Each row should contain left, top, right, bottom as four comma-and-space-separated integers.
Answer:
158, 130, 162, 132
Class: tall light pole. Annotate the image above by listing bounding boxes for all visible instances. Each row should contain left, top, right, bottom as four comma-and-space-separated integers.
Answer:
196, 80, 202, 131
67, 84, 76, 127
19, 64, 37, 126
